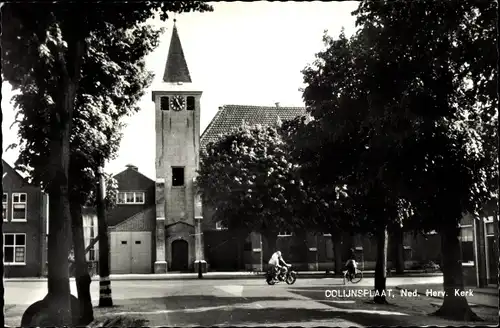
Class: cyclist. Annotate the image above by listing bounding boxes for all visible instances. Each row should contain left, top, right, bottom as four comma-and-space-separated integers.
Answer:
345, 248, 358, 280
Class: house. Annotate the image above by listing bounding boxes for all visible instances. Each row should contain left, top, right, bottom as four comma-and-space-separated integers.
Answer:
82, 164, 156, 275
2, 160, 48, 277
107, 164, 156, 274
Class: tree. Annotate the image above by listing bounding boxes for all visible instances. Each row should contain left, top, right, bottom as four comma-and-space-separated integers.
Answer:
297, 27, 409, 304
197, 123, 309, 256
2, 2, 213, 326
352, 0, 498, 320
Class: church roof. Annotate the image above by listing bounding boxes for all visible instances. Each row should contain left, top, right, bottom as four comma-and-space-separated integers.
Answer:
200, 104, 306, 152
162, 23, 192, 83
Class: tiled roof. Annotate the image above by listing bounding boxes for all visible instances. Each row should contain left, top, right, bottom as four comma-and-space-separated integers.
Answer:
200, 104, 306, 152
163, 24, 192, 83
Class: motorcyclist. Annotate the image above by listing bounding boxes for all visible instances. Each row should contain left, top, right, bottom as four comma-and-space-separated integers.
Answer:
268, 250, 289, 281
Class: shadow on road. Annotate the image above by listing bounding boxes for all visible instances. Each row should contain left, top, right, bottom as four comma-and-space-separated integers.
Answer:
91, 293, 489, 327
285, 287, 496, 326
96, 295, 294, 312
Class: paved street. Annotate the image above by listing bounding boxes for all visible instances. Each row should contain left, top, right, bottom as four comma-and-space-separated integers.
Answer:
5, 276, 498, 327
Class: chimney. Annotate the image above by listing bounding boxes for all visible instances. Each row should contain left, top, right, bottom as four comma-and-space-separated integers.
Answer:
126, 164, 138, 171
275, 102, 280, 108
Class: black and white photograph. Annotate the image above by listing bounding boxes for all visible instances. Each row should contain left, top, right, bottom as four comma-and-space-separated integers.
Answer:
1, 1, 498, 327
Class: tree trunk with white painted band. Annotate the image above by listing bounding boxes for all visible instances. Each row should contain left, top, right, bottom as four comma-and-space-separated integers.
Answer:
97, 168, 113, 307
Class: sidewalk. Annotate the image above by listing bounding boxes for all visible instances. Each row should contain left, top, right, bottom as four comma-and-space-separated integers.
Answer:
5, 270, 443, 282
396, 284, 499, 308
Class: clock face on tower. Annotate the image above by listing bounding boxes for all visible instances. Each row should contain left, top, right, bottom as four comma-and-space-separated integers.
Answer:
170, 95, 185, 111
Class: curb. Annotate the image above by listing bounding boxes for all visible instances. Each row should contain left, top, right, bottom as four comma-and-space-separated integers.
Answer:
5, 272, 443, 282
395, 286, 498, 309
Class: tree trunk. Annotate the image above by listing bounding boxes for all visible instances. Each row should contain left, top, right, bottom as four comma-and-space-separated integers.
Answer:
44, 76, 78, 325
433, 225, 481, 321
263, 231, 278, 271
43, 34, 85, 326
374, 226, 389, 304
393, 227, 405, 274
97, 168, 113, 307
1, 133, 5, 328
332, 232, 343, 275
236, 229, 248, 270
70, 203, 94, 324
475, 218, 487, 287
343, 232, 354, 259
46, 165, 73, 325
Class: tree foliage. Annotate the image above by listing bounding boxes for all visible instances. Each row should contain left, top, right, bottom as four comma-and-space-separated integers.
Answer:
352, 0, 498, 226
198, 123, 310, 234
280, 116, 352, 233
8, 22, 157, 202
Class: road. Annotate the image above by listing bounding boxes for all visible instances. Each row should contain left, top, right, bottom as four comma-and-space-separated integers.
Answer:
5, 276, 496, 327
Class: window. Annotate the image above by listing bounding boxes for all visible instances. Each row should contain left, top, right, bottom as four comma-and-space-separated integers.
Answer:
278, 231, 292, 237
459, 226, 474, 263
161, 96, 169, 111
486, 222, 495, 236
459, 226, 473, 242
83, 214, 98, 262
187, 96, 195, 110
2, 193, 7, 222
172, 167, 184, 187
215, 221, 227, 230
12, 193, 27, 222
323, 233, 332, 237
135, 192, 144, 203
4, 233, 26, 265
116, 191, 145, 205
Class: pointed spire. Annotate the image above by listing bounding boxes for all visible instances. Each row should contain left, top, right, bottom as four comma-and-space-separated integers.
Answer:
163, 20, 192, 83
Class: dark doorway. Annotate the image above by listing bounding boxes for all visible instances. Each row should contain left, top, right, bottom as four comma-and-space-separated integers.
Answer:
171, 239, 189, 272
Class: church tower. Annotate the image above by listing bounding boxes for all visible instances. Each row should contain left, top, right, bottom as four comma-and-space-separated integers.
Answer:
151, 21, 206, 273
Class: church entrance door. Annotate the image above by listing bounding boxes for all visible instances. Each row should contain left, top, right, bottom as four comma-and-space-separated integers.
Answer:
171, 239, 189, 272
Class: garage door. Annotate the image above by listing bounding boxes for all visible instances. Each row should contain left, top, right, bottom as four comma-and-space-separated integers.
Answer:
110, 231, 152, 274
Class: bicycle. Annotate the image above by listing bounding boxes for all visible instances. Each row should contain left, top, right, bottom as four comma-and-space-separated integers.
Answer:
343, 268, 363, 284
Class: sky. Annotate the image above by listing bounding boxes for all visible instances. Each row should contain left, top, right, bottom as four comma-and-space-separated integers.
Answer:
1, 1, 359, 180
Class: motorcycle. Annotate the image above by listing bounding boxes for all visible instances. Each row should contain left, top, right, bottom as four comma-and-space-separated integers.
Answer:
266, 264, 297, 285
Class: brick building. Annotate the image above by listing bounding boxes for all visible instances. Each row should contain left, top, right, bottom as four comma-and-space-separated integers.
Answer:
2, 160, 48, 277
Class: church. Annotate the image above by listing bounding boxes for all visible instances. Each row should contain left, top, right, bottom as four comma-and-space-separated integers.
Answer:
79, 22, 498, 286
